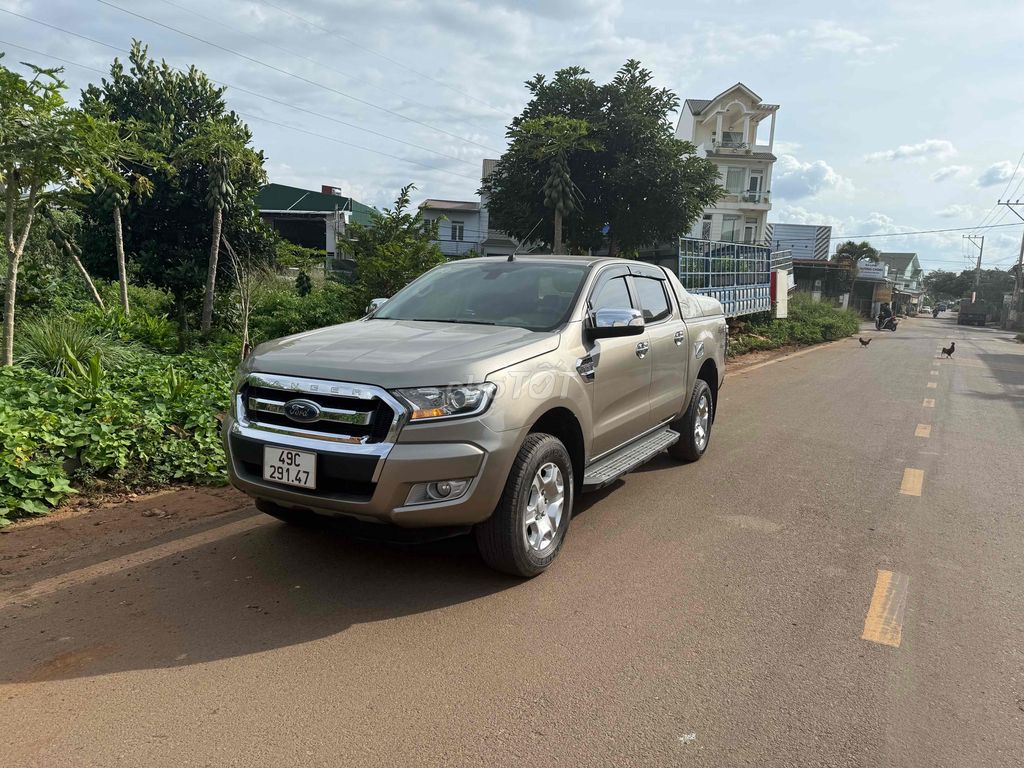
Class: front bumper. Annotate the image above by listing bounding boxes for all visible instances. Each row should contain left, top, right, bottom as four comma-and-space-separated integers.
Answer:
225, 412, 520, 528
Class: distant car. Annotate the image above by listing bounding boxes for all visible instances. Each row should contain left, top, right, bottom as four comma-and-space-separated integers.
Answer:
920, 305, 931, 314
937, 303, 948, 311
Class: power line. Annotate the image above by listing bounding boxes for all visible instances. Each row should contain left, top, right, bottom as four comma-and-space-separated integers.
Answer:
830, 221, 1024, 240
0, 16, 479, 171
151, 0, 448, 124
250, 0, 508, 116
0, 39, 480, 183
972, 148, 1024, 233
93, 0, 503, 154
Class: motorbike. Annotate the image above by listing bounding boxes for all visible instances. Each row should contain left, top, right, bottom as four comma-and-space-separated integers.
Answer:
932, 308, 940, 318
875, 314, 899, 332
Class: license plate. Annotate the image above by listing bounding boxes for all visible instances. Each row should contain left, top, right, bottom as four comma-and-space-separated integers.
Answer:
263, 446, 316, 489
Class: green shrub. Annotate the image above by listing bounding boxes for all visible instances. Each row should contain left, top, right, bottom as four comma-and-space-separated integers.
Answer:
249, 279, 357, 343
727, 293, 860, 357
0, 352, 232, 525
14, 316, 134, 376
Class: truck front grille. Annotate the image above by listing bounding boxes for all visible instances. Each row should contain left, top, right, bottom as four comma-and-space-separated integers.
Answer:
239, 375, 399, 443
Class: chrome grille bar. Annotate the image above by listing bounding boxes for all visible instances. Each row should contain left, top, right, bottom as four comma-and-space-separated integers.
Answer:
247, 397, 374, 426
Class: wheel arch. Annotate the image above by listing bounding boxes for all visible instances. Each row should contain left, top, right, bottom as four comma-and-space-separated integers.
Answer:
528, 407, 586, 490
697, 359, 719, 417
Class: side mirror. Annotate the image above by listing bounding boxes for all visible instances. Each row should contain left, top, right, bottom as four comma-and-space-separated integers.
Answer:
586, 307, 645, 339
365, 297, 389, 315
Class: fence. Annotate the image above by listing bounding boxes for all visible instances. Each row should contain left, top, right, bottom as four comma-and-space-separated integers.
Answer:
676, 238, 786, 317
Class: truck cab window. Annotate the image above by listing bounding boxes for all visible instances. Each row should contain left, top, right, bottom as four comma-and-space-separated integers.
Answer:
632, 277, 671, 322
591, 276, 632, 312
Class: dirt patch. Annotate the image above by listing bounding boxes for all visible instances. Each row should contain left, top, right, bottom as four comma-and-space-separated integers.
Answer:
728, 343, 818, 372
0, 486, 251, 580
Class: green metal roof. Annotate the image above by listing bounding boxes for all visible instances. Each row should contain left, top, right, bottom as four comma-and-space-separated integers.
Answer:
257, 183, 376, 226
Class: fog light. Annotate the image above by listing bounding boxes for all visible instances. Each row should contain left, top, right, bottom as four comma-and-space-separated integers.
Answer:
406, 479, 471, 505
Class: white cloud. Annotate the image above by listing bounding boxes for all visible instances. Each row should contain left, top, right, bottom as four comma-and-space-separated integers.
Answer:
975, 161, 1016, 188
931, 165, 971, 182
789, 21, 896, 58
773, 154, 853, 200
935, 204, 975, 219
865, 139, 957, 163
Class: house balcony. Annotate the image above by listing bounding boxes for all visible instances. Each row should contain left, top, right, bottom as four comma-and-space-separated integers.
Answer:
706, 140, 776, 158
719, 190, 770, 205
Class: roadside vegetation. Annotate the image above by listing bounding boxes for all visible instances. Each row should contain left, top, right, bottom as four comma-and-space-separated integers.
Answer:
726, 293, 861, 357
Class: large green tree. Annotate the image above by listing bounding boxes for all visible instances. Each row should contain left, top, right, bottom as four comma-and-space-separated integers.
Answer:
0, 56, 119, 365
482, 61, 722, 256
79, 42, 272, 333
924, 268, 1013, 307
339, 184, 444, 305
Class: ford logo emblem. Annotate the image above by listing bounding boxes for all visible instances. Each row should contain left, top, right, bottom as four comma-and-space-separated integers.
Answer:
283, 398, 322, 423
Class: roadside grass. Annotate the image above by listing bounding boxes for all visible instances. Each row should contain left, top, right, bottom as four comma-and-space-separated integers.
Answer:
728, 293, 861, 357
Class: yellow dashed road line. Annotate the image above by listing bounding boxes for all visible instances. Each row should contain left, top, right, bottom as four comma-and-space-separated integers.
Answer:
900, 468, 924, 496
923, 399, 935, 407
862, 569, 910, 648
927, 382, 937, 389
915, 424, 931, 438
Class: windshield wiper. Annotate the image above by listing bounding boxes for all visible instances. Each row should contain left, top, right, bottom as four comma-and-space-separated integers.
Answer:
408, 318, 497, 326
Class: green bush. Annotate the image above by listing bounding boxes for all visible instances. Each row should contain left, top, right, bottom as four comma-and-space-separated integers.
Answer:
249, 279, 357, 344
728, 293, 860, 357
77, 304, 179, 353
14, 316, 134, 376
0, 353, 232, 525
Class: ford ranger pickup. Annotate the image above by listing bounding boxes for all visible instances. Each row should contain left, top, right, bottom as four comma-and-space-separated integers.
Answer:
224, 256, 727, 576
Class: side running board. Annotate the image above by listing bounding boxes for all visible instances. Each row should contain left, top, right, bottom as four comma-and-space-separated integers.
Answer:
582, 428, 680, 491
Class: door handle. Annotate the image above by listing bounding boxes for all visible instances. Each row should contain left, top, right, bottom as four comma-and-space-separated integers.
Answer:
673, 330, 686, 346
635, 341, 650, 359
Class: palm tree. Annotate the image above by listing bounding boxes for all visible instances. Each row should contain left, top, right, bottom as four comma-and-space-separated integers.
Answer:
515, 116, 601, 254
834, 240, 880, 275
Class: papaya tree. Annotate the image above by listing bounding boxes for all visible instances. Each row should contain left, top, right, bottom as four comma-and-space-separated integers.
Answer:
0, 56, 117, 366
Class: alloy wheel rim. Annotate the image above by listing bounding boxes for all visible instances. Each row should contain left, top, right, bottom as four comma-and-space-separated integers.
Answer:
523, 462, 565, 553
694, 394, 710, 450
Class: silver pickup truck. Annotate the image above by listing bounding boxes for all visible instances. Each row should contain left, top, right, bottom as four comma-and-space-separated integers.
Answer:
225, 256, 727, 576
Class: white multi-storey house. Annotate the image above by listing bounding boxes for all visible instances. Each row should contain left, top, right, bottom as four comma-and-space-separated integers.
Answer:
675, 83, 779, 245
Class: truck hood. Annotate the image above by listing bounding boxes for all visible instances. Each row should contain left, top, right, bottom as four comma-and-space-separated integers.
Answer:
248, 319, 561, 389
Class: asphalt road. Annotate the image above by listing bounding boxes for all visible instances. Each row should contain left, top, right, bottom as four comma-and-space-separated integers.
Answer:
2, 316, 1023, 767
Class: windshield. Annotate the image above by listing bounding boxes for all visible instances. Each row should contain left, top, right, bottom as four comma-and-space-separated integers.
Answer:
373, 260, 590, 332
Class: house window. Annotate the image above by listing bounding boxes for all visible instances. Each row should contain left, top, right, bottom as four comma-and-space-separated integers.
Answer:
721, 215, 741, 242
451, 221, 464, 241
721, 130, 744, 147
701, 214, 712, 240
725, 167, 745, 194
743, 218, 758, 244
746, 171, 763, 201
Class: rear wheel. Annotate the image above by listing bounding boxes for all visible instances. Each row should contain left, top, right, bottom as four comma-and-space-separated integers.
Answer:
475, 433, 573, 578
668, 379, 713, 462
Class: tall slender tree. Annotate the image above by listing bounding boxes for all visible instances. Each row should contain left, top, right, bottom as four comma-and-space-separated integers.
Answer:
178, 119, 249, 333
0, 56, 117, 366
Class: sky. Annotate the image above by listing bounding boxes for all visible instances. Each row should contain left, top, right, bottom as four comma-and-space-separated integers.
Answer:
2, 0, 1023, 273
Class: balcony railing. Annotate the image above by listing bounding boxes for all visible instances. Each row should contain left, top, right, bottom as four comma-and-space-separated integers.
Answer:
719, 191, 771, 205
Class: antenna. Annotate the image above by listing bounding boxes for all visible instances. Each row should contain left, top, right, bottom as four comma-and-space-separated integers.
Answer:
509, 219, 544, 262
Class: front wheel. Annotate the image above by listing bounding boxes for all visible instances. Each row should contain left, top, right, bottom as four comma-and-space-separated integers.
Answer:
668, 379, 714, 462
474, 433, 574, 578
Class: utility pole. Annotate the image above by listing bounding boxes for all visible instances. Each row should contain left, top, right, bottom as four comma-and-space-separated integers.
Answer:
997, 201, 1024, 328
963, 234, 984, 304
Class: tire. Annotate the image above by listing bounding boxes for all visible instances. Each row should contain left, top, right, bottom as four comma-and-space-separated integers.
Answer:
668, 379, 714, 462
474, 433, 574, 578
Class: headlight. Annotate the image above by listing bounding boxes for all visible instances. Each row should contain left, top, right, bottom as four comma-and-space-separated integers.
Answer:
393, 383, 497, 422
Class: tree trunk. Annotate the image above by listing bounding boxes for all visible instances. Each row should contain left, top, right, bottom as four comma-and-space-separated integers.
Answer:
553, 209, 563, 255
200, 204, 223, 334
2, 182, 38, 367
112, 205, 129, 316
66, 244, 105, 310
2, 249, 19, 367
606, 234, 618, 259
